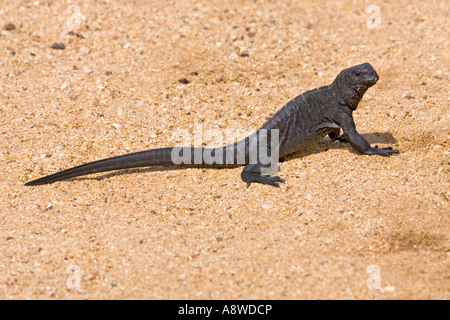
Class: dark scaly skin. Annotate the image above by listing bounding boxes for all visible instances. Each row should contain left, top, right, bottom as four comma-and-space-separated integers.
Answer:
25, 63, 399, 187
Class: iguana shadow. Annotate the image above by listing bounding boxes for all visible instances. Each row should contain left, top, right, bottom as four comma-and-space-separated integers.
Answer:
282, 131, 398, 161
71, 131, 397, 183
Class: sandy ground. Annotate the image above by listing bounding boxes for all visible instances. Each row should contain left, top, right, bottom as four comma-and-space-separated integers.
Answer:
0, 0, 448, 299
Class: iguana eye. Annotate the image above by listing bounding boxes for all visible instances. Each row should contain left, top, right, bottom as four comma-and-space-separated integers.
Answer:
354, 71, 361, 77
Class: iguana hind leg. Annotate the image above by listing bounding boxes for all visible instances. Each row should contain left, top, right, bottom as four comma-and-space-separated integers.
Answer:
241, 163, 285, 188
328, 128, 348, 143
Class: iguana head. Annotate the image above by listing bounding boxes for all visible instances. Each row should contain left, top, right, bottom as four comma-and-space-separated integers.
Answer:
335, 63, 379, 110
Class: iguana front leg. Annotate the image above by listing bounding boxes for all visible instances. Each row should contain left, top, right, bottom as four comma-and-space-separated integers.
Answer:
339, 115, 399, 156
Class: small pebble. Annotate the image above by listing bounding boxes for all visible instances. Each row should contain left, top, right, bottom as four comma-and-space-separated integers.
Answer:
86, 272, 98, 280
262, 202, 273, 210
240, 52, 249, 57
6, 46, 15, 56
67, 31, 84, 39
432, 145, 443, 152
82, 66, 92, 74
178, 78, 189, 84
3, 23, 16, 31
51, 42, 65, 50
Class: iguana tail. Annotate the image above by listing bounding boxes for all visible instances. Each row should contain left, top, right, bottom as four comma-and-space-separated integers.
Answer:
25, 145, 245, 186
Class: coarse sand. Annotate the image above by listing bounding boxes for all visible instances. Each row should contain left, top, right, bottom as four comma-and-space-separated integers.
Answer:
0, 0, 448, 299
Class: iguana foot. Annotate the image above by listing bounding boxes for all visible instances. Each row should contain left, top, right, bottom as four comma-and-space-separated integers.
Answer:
241, 172, 285, 188
364, 145, 400, 156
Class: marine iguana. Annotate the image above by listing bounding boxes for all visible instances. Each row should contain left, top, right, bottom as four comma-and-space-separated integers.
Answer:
25, 63, 399, 188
